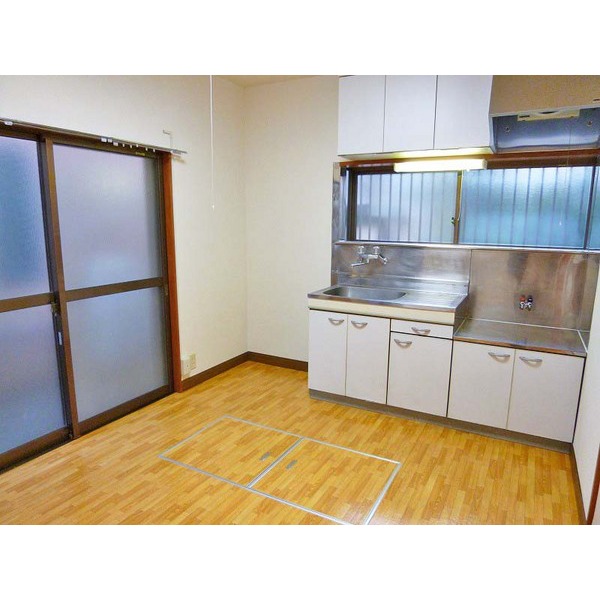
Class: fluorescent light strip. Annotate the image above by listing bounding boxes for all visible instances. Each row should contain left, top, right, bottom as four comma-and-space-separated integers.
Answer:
393, 158, 487, 173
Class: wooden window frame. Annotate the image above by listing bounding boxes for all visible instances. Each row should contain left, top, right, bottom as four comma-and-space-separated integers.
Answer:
343, 149, 600, 250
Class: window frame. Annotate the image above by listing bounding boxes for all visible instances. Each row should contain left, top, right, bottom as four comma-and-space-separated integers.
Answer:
343, 150, 600, 252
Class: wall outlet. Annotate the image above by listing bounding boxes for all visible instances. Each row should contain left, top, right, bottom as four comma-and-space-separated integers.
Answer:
181, 355, 192, 376
189, 353, 197, 370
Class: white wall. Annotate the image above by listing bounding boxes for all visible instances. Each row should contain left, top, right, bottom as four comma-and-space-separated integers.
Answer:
0, 75, 247, 376
243, 76, 339, 361
574, 277, 600, 519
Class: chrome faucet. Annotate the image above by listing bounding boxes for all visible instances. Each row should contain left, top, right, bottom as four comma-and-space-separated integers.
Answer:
351, 245, 389, 267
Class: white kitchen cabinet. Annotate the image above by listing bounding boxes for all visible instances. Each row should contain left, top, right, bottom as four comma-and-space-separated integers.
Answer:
387, 333, 452, 416
383, 75, 437, 152
434, 75, 493, 150
338, 75, 386, 156
507, 350, 584, 442
308, 310, 348, 396
345, 314, 390, 404
338, 75, 492, 155
448, 341, 515, 428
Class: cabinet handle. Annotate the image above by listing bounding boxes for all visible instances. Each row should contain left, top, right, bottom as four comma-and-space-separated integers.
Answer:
394, 339, 413, 348
488, 352, 511, 359
351, 320, 368, 329
411, 327, 431, 335
328, 318, 344, 325
520, 356, 543, 364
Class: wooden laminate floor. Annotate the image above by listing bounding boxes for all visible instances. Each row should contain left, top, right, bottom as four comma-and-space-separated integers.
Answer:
0, 361, 582, 525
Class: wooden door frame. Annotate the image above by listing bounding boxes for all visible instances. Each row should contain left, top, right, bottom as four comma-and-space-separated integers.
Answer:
0, 124, 182, 470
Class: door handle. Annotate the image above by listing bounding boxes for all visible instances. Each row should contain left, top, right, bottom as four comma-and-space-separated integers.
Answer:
488, 352, 511, 359
351, 321, 368, 329
394, 339, 413, 348
411, 327, 431, 335
328, 318, 344, 325
520, 356, 543, 364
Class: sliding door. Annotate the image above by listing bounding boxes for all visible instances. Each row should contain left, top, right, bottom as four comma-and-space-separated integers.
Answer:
0, 135, 68, 463
52, 144, 171, 431
1, 130, 175, 470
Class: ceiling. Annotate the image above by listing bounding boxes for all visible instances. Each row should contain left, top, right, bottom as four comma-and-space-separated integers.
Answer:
218, 75, 314, 88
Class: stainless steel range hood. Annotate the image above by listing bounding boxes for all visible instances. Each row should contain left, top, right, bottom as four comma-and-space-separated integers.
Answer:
489, 76, 600, 152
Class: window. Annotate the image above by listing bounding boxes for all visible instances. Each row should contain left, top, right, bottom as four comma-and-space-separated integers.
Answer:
460, 166, 593, 248
354, 171, 457, 244
345, 161, 600, 250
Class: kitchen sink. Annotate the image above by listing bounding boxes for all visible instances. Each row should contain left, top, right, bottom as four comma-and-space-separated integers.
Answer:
322, 286, 406, 301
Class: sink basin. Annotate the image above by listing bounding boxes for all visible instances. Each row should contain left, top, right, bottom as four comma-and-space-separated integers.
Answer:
322, 286, 406, 301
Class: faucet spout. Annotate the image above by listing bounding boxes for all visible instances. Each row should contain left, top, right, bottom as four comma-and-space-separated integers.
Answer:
350, 245, 388, 268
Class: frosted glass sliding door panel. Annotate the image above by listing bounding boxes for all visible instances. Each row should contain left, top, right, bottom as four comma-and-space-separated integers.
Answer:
53, 145, 161, 290
0, 136, 50, 300
67, 287, 168, 421
0, 306, 65, 453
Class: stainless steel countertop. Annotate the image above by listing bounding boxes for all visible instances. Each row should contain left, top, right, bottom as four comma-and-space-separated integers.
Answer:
454, 319, 588, 358
308, 285, 467, 313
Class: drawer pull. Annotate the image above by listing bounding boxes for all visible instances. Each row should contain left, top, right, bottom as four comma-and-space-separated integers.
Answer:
285, 460, 298, 470
394, 339, 413, 348
411, 327, 431, 335
328, 318, 344, 325
520, 356, 543, 364
488, 352, 511, 359
351, 320, 368, 329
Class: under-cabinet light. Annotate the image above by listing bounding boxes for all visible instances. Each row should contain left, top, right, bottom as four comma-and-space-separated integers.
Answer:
393, 158, 487, 173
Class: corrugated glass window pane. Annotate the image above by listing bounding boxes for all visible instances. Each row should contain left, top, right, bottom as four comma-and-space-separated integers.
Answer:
355, 172, 457, 243
460, 166, 593, 248
586, 170, 600, 249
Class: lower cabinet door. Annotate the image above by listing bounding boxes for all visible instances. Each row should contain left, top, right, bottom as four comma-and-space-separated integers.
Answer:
346, 314, 390, 404
387, 333, 452, 416
448, 341, 515, 428
308, 310, 347, 395
507, 350, 584, 442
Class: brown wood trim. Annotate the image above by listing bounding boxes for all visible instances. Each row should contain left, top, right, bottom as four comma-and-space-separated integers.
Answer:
569, 446, 588, 525
162, 154, 182, 393
65, 277, 163, 302
181, 352, 250, 391
0, 427, 70, 473
587, 445, 600, 524
0, 293, 53, 314
40, 138, 81, 438
247, 352, 308, 372
78, 385, 170, 435
340, 148, 600, 170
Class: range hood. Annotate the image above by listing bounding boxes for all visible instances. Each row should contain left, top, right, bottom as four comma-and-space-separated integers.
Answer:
489, 76, 600, 152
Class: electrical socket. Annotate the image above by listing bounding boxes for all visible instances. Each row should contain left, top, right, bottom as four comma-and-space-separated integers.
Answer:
181, 355, 192, 376
189, 353, 197, 370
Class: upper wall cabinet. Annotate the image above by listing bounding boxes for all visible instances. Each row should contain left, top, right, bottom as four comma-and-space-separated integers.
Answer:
338, 75, 386, 155
434, 76, 493, 150
337, 75, 493, 156
383, 76, 437, 152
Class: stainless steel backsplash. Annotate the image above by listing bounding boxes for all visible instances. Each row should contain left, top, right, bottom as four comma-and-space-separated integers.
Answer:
331, 243, 599, 331
467, 249, 599, 330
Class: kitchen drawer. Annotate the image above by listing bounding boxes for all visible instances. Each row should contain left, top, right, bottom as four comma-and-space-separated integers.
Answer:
391, 319, 453, 339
